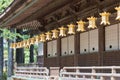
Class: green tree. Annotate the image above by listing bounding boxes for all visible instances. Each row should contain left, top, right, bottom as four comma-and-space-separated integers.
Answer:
0, 28, 29, 41
0, 0, 14, 13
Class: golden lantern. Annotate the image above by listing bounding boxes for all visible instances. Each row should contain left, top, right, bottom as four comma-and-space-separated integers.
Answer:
45, 32, 52, 40
40, 34, 46, 42
11, 43, 17, 49
25, 39, 31, 48
38, 34, 41, 42
87, 16, 97, 29
68, 24, 75, 34
23, 40, 27, 47
35, 36, 39, 43
77, 20, 86, 32
27, 39, 30, 46
18, 42, 22, 48
115, 6, 120, 20
100, 12, 110, 25
52, 29, 59, 39
21, 41, 24, 48
16, 42, 19, 48
30, 38, 35, 45
19, 42, 22, 48
59, 26, 67, 37
15, 43, 18, 48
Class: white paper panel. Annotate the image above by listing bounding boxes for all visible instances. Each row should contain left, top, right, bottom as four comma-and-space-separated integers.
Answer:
80, 32, 89, 54
68, 35, 74, 55
105, 24, 118, 51
38, 43, 43, 56
47, 41, 53, 57
119, 23, 120, 50
89, 29, 98, 52
61, 37, 68, 56
52, 40, 57, 56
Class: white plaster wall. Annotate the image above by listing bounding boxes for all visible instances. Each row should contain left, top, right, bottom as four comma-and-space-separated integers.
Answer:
68, 35, 74, 55
80, 32, 89, 54
89, 29, 98, 52
61, 37, 68, 56
105, 24, 118, 51
52, 40, 57, 56
47, 41, 53, 57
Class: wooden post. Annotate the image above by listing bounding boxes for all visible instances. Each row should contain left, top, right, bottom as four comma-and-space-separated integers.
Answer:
98, 26, 105, 66
0, 36, 3, 79
7, 39, 14, 77
100, 76, 105, 80
57, 38, 61, 67
74, 32, 80, 66
29, 34, 34, 63
43, 42, 47, 66
91, 68, 96, 79
29, 45, 34, 63
111, 67, 116, 80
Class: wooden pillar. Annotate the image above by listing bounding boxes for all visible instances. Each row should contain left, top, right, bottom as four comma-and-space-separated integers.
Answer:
29, 34, 34, 63
43, 42, 47, 66
74, 32, 80, 66
0, 36, 3, 79
98, 26, 105, 66
29, 45, 34, 63
7, 39, 14, 77
57, 38, 61, 67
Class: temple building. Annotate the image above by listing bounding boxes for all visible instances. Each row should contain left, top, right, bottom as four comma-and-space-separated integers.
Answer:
1, 0, 120, 80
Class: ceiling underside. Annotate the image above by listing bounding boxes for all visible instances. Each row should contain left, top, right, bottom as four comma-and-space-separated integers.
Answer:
0, 0, 120, 34
0, 0, 72, 27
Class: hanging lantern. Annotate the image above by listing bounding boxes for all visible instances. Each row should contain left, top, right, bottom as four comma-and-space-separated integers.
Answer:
45, 32, 52, 40
26, 39, 31, 48
23, 40, 27, 47
59, 27, 67, 37
77, 20, 86, 32
40, 34, 46, 42
10, 43, 14, 48
87, 16, 97, 29
14, 43, 17, 49
19, 42, 23, 48
27, 39, 30, 46
52, 29, 59, 39
35, 36, 39, 43
18, 42, 22, 48
12, 43, 17, 49
115, 6, 120, 20
100, 12, 110, 25
21, 41, 24, 47
16, 42, 18, 48
30, 38, 35, 45
16, 42, 20, 48
68, 24, 75, 34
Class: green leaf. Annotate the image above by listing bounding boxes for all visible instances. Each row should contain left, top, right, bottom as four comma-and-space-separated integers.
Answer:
0, 0, 14, 14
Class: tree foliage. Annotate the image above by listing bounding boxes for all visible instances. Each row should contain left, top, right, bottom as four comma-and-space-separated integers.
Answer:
0, 28, 30, 41
0, 0, 14, 13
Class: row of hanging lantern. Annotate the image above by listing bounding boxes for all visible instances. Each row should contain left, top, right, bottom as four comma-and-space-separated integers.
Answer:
10, 6, 120, 49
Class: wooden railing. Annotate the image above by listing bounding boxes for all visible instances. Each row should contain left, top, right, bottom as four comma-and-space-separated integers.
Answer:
60, 66, 120, 80
12, 66, 49, 80
12, 66, 120, 80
